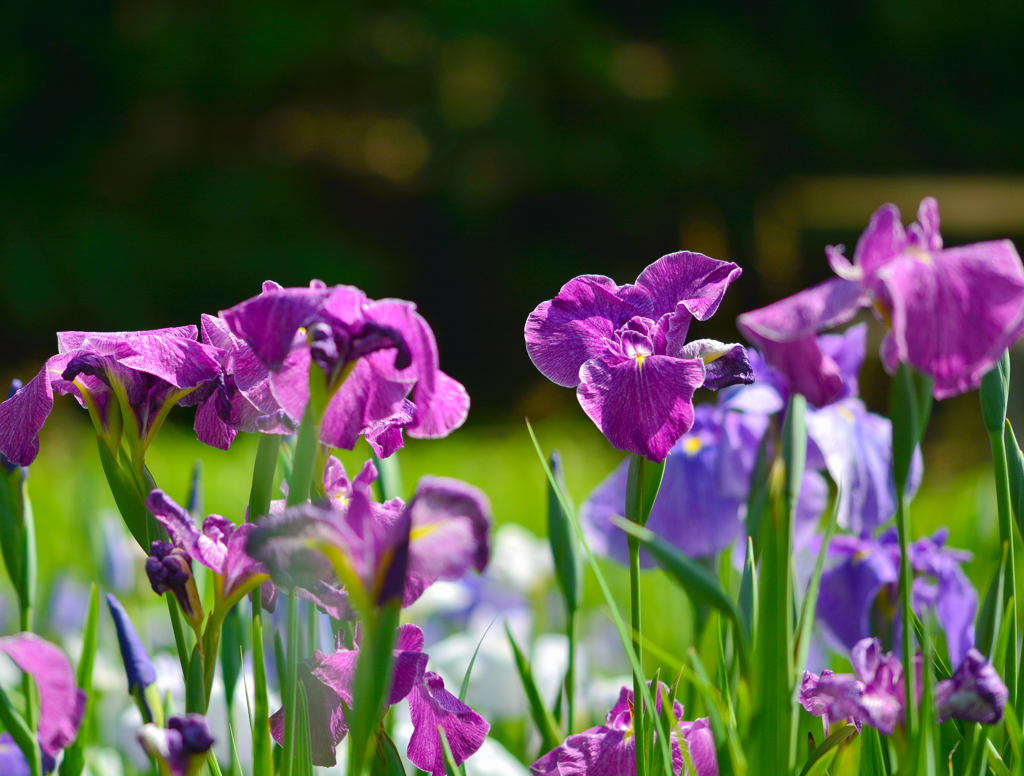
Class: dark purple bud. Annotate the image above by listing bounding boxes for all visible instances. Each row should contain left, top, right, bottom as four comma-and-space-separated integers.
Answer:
106, 594, 157, 694
146, 542, 202, 621
168, 714, 215, 755
61, 353, 111, 386
935, 648, 1008, 724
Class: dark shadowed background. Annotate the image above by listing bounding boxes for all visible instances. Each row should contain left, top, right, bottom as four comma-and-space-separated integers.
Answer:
3, 1, 1024, 437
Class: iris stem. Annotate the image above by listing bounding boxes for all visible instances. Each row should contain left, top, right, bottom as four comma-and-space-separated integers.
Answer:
287, 407, 321, 506
895, 492, 918, 743
989, 428, 1019, 710
282, 588, 299, 776
249, 434, 282, 520
565, 610, 575, 734
627, 534, 646, 776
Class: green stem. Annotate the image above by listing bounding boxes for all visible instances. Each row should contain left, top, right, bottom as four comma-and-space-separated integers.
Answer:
167, 596, 190, 680
895, 489, 919, 746
287, 407, 321, 506
628, 534, 646, 776
19, 606, 34, 733
251, 586, 274, 776
249, 434, 282, 520
990, 428, 1019, 710
282, 588, 299, 776
565, 610, 575, 734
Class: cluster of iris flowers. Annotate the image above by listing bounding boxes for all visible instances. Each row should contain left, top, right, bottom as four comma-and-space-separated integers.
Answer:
0, 196, 1021, 775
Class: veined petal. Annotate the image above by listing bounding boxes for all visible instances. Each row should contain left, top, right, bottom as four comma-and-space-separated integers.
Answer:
679, 718, 718, 776
220, 523, 268, 600
246, 506, 349, 590
677, 339, 754, 390
270, 660, 349, 767
851, 203, 907, 278
525, 275, 654, 388
221, 284, 330, 370
319, 357, 410, 451
408, 672, 490, 776
816, 536, 898, 652
0, 354, 71, 466
635, 251, 742, 321
529, 724, 635, 776
577, 353, 705, 462
408, 371, 470, 439
111, 334, 222, 390
0, 633, 86, 757
146, 491, 225, 574
877, 240, 1024, 399
935, 649, 1007, 724
363, 400, 415, 458
56, 326, 198, 353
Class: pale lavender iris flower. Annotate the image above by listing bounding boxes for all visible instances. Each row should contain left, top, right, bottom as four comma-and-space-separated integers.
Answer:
935, 648, 1009, 724
0, 327, 222, 466
0, 633, 87, 760
816, 528, 977, 668
738, 198, 1024, 403
248, 462, 491, 609
525, 252, 753, 462
220, 281, 469, 456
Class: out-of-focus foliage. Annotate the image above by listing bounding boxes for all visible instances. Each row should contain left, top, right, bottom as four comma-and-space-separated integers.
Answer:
3, 1, 1024, 413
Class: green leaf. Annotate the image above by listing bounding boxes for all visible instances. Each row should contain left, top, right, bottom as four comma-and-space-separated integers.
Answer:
547, 451, 582, 615
437, 727, 459, 776
859, 726, 888, 776
980, 350, 1011, 434
296, 679, 313, 776
166, 595, 191, 687
459, 617, 496, 703
738, 536, 758, 645
1005, 421, 1024, 535
228, 722, 245, 776
186, 644, 206, 714
890, 364, 920, 494
505, 621, 562, 753
625, 453, 665, 528
220, 604, 244, 714
349, 601, 401, 776
745, 434, 771, 559
251, 585, 275, 776
0, 469, 24, 600
986, 738, 1011, 776
374, 451, 404, 502
96, 439, 148, 549
614, 517, 748, 666
977, 540, 1008, 662
1003, 702, 1024, 764
371, 729, 408, 776
207, 751, 225, 776
799, 725, 857, 776
60, 584, 100, 776
0, 681, 41, 776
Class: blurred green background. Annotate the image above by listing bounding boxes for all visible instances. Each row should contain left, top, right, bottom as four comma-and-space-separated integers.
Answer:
3, 0, 1024, 696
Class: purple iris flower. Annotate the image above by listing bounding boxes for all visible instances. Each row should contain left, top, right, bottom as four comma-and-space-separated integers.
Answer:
800, 637, 906, 736
935, 648, 1009, 724
248, 462, 491, 610
270, 623, 429, 767
0, 733, 32, 776
0, 633, 87, 760
530, 683, 716, 776
525, 252, 753, 462
190, 298, 298, 451
737, 198, 1024, 404
137, 714, 215, 776
145, 490, 271, 618
220, 281, 469, 456
816, 528, 977, 667
0, 327, 222, 466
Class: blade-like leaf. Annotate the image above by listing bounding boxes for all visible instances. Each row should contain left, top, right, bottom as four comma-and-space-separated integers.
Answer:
745, 434, 771, 559
799, 725, 857, 776
437, 727, 459, 776
505, 621, 562, 753
371, 729, 408, 776
980, 350, 1011, 435
60, 584, 100, 776
460, 616, 496, 703
374, 451, 404, 502
97, 440, 148, 549
0, 681, 41, 776
859, 726, 887, 776
548, 451, 582, 615
349, 601, 401, 776
738, 536, 758, 645
625, 453, 665, 528
1005, 421, 1024, 534
296, 679, 313, 776
252, 588, 274, 776
977, 541, 1009, 660
186, 644, 206, 714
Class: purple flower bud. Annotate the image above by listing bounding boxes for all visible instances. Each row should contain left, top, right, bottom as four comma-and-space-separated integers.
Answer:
106, 594, 156, 695
138, 714, 214, 776
146, 541, 203, 623
935, 648, 1008, 724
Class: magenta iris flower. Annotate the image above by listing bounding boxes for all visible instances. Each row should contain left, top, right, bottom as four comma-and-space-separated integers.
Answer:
737, 198, 1024, 403
0, 327, 222, 466
816, 527, 976, 667
220, 280, 469, 455
529, 683, 717, 776
407, 671, 491, 776
0, 633, 87, 760
525, 252, 753, 462
137, 714, 215, 776
935, 648, 1009, 724
190, 295, 298, 450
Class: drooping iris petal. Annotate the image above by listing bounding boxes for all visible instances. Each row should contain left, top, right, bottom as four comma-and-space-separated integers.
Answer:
799, 669, 864, 733
876, 240, 1024, 399
577, 353, 706, 463
678, 718, 719, 776
935, 649, 1008, 724
221, 284, 331, 370
736, 277, 866, 407
525, 275, 654, 388
0, 633, 86, 757
849, 638, 905, 736
363, 400, 416, 458
408, 672, 490, 776
404, 478, 492, 605
0, 354, 73, 466
816, 535, 898, 651
106, 594, 157, 694
677, 339, 754, 390
910, 530, 977, 667
269, 660, 349, 767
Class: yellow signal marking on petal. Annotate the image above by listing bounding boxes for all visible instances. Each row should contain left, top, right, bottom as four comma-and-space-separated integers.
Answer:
838, 405, 855, 423
683, 436, 702, 455
410, 521, 445, 541
636, 353, 645, 371
702, 348, 730, 364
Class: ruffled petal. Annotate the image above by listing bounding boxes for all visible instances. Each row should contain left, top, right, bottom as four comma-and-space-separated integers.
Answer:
677, 340, 754, 391
816, 537, 898, 652
525, 275, 654, 388
635, 251, 743, 321
0, 355, 70, 466
408, 371, 470, 439
221, 284, 330, 370
408, 672, 490, 776
577, 353, 705, 462
679, 718, 718, 776
876, 240, 1024, 399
